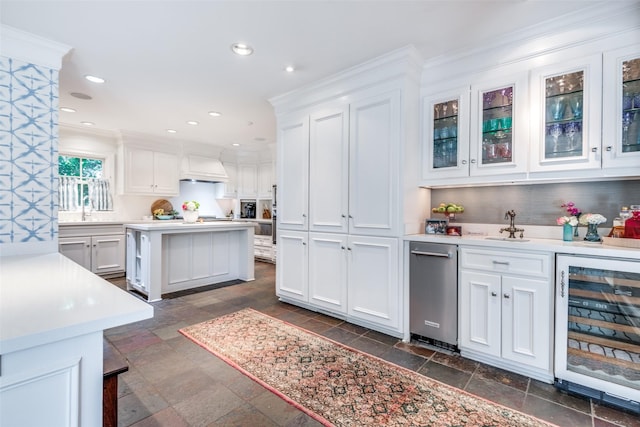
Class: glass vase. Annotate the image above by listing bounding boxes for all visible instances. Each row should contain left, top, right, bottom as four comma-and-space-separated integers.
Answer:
583, 223, 602, 242
562, 223, 574, 241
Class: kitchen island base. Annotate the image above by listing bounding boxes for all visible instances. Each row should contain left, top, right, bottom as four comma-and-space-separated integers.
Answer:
125, 222, 255, 301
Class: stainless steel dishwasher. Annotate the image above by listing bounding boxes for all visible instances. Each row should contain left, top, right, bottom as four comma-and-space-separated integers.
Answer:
409, 241, 458, 349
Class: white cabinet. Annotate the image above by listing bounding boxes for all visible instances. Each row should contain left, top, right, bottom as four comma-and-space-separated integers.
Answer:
603, 45, 640, 171
308, 232, 348, 313
309, 105, 349, 233
59, 224, 125, 276
119, 146, 179, 195
254, 235, 274, 262
237, 163, 258, 198
277, 115, 309, 230
276, 230, 308, 303
222, 162, 238, 198
459, 247, 553, 382
421, 72, 529, 186
347, 235, 400, 330
529, 53, 603, 174
258, 162, 274, 198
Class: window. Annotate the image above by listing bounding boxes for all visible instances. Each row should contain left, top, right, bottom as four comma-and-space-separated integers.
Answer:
58, 155, 113, 211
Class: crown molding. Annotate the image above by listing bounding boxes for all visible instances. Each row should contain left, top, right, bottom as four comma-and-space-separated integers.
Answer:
0, 25, 71, 70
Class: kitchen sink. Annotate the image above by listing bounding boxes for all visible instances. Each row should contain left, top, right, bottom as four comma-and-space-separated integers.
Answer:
484, 236, 530, 242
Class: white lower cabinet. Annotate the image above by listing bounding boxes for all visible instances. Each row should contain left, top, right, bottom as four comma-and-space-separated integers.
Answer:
459, 247, 553, 382
277, 231, 401, 335
59, 225, 125, 276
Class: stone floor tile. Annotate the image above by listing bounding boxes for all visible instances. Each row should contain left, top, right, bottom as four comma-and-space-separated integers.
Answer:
172, 386, 245, 426
249, 390, 310, 426
207, 402, 280, 427
417, 360, 472, 390
319, 326, 361, 345
129, 407, 189, 427
348, 336, 391, 357
473, 363, 530, 391
378, 346, 428, 371
465, 376, 526, 411
334, 321, 369, 335
154, 367, 220, 406
522, 394, 595, 427
430, 350, 479, 374
118, 384, 169, 427
593, 402, 640, 427
152, 321, 190, 340
110, 329, 164, 354
394, 341, 435, 359
527, 379, 592, 414
363, 329, 400, 346
297, 317, 334, 334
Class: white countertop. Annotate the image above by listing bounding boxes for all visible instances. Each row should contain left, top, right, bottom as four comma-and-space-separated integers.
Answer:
0, 253, 153, 354
124, 221, 256, 231
404, 233, 640, 259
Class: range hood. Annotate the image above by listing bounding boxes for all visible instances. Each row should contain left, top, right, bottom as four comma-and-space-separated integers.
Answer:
180, 155, 229, 183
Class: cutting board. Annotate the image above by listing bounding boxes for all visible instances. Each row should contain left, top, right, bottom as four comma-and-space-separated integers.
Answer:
151, 199, 173, 215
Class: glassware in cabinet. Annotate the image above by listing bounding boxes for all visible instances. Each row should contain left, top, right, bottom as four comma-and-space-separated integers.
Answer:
621, 57, 640, 153
544, 71, 584, 159
529, 53, 602, 173
480, 86, 513, 165
421, 86, 471, 181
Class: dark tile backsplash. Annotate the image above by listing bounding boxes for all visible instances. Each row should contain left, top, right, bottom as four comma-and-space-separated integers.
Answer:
430, 180, 640, 227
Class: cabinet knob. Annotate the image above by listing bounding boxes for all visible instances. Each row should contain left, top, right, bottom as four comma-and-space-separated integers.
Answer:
341, 214, 346, 218
470, 159, 477, 164
348, 214, 353, 219
302, 242, 306, 246
606, 146, 612, 152
503, 293, 510, 299
302, 213, 306, 218
347, 247, 352, 251
591, 147, 598, 153
341, 246, 346, 250
491, 292, 497, 297
461, 160, 467, 165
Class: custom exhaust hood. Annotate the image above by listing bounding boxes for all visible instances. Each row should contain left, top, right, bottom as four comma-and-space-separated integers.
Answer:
180, 155, 229, 183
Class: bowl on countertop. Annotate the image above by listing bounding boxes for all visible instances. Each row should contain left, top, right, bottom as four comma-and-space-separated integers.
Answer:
155, 215, 174, 220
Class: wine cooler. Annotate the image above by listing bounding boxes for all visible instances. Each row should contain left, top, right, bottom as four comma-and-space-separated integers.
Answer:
555, 254, 640, 413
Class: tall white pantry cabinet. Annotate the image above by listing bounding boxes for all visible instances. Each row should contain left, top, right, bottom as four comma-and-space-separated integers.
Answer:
270, 47, 426, 337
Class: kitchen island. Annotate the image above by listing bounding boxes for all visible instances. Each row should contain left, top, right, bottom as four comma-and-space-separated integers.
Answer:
0, 252, 153, 427
125, 221, 255, 301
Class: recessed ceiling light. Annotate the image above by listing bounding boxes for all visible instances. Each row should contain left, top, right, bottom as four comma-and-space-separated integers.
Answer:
208, 111, 222, 117
231, 43, 253, 56
85, 75, 105, 84
186, 120, 199, 125
70, 92, 92, 100
60, 107, 76, 113
285, 66, 295, 73
80, 121, 94, 126
166, 129, 177, 133
232, 143, 240, 147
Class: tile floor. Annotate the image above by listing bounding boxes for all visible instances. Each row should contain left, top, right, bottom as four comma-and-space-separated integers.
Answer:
105, 262, 639, 427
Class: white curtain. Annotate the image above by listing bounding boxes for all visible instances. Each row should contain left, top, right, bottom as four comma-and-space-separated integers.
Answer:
59, 177, 113, 211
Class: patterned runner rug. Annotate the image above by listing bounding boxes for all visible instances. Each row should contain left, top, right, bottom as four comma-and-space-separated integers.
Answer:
179, 308, 555, 427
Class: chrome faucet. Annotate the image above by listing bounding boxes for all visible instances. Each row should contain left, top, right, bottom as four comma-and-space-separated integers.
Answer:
499, 210, 525, 239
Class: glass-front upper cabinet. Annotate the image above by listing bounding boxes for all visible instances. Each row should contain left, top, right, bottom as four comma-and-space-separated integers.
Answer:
421, 86, 470, 180
469, 73, 528, 178
603, 45, 640, 170
529, 54, 602, 172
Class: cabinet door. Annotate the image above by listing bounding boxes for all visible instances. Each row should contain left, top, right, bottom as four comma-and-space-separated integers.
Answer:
238, 164, 258, 198
153, 152, 179, 195
529, 54, 602, 172
470, 74, 528, 177
347, 235, 399, 330
309, 105, 349, 233
258, 162, 273, 198
422, 87, 471, 180
277, 116, 309, 230
603, 46, 640, 170
222, 162, 238, 198
459, 269, 501, 358
308, 232, 348, 314
59, 236, 92, 270
501, 275, 551, 370
349, 91, 400, 236
91, 234, 125, 275
124, 147, 155, 193
276, 230, 308, 302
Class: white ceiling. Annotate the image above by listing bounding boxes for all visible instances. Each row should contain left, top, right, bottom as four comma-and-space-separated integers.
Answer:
1, 1, 611, 152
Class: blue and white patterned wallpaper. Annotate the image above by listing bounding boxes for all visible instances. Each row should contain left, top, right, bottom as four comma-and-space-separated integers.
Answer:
0, 56, 59, 248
